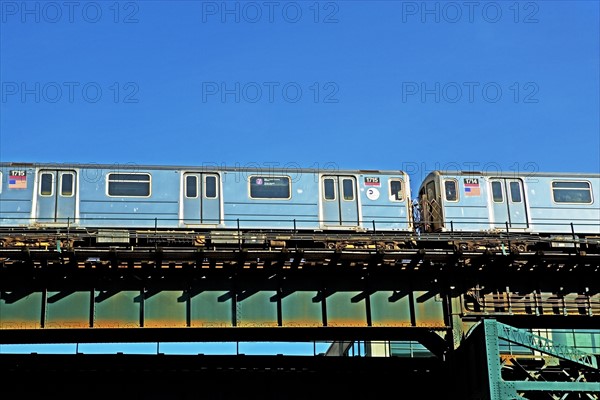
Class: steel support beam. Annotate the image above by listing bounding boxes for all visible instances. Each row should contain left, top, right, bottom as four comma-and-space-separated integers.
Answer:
481, 319, 599, 399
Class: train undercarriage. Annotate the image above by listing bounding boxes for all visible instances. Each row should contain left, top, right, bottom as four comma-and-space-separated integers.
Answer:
0, 227, 598, 255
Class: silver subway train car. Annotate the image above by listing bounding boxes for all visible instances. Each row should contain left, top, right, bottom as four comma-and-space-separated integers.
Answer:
0, 162, 413, 247
418, 170, 600, 235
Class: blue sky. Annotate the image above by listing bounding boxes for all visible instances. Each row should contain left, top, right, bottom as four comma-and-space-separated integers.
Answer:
1, 0, 599, 354
1, 1, 599, 193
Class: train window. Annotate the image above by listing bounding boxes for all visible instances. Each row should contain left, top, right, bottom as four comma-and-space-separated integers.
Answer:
323, 178, 335, 200
107, 173, 151, 197
491, 181, 503, 202
205, 175, 217, 198
342, 179, 354, 201
389, 179, 403, 201
425, 181, 438, 226
249, 176, 290, 199
509, 182, 522, 203
426, 181, 436, 200
186, 175, 197, 198
40, 173, 53, 196
444, 180, 458, 202
552, 181, 592, 203
61, 173, 74, 197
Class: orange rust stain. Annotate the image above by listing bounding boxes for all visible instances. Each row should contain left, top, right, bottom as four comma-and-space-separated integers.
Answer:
93, 319, 140, 328
281, 321, 322, 327
371, 321, 413, 327
144, 319, 187, 328
238, 321, 279, 327
415, 316, 446, 326
45, 320, 89, 329
191, 321, 231, 328
326, 318, 368, 327
0, 320, 41, 329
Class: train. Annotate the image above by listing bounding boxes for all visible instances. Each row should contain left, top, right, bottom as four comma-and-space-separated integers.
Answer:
0, 162, 598, 252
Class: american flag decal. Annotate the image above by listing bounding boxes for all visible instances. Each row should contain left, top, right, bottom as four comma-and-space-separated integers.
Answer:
8, 170, 27, 189
464, 178, 480, 196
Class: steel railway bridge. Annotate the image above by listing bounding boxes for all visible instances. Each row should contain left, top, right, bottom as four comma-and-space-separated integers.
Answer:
1, 228, 599, 399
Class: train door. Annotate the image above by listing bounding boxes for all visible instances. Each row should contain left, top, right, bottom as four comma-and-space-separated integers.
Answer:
182, 173, 220, 225
489, 178, 528, 229
321, 175, 359, 227
419, 179, 443, 232
36, 169, 77, 224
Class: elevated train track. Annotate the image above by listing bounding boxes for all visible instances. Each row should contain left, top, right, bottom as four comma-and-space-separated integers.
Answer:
1, 230, 599, 334
0, 227, 598, 301
1, 229, 599, 399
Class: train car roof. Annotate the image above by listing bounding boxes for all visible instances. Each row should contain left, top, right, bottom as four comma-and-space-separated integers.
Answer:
421, 170, 600, 183
426, 170, 600, 177
0, 162, 410, 176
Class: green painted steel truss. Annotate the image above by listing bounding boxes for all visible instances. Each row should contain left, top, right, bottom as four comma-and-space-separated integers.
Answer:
459, 319, 600, 399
